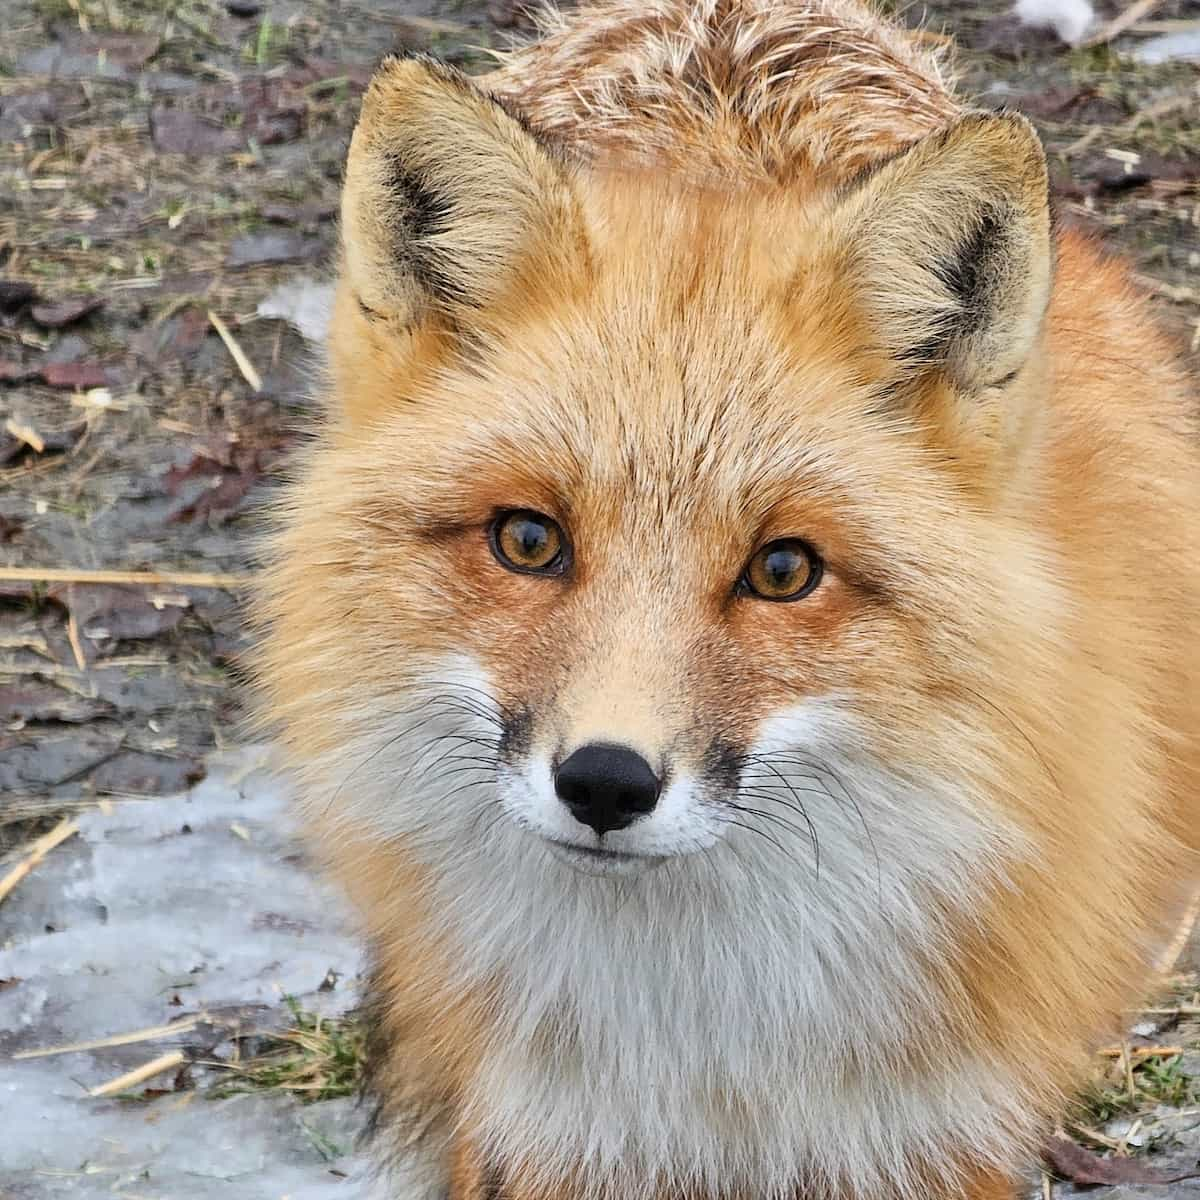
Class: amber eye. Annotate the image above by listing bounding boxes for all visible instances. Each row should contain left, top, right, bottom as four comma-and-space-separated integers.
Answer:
742, 539, 823, 601
490, 510, 566, 575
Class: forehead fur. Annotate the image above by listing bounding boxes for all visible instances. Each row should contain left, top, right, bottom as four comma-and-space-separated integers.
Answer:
339, 177, 887, 461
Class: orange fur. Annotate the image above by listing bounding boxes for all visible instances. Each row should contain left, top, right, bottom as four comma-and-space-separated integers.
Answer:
255, 2, 1200, 1198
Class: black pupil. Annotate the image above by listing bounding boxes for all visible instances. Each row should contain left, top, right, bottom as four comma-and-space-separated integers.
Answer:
765, 546, 803, 588
513, 517, 549, 560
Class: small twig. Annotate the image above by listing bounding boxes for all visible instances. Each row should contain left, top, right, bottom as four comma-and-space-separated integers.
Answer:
87, 1050, 187, 1098
66, 610, 87, 672
208, 310, 262, 393
5, 418, 44, 454
0, 567, 251, 589
14, 1017, 201, 1061
1132, 18, 1200, 34
1083, 0, 1162, 46
1098, 1043, 1184, 1058
1117, 1117, 1143, 1157
1122, 1042, 1138, 1102
0, 819, 80, 905
1064, 125, 1104, 157
1070, 1122, 1128, 1152
1042, 1171, 1054, 1199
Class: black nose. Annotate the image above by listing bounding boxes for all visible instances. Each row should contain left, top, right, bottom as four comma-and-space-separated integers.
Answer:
554, 743, 661, 836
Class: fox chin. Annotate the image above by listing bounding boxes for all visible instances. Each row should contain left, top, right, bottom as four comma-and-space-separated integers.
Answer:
255, 2, 1200, 1198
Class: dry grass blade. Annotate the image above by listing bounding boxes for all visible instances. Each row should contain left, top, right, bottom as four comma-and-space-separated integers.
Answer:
1098, 1044, 1184, 1059
1070, 1122, 1128, 1151
0, 819, 79, 905
208, 310, 263, 393
66, 611, 87, 671
0, 567, 251, 589
0, 798, 100, 829
88, 1051, 187, 1098
1083, 0, 1162, 46
208, 1001, 365, 1104
13, 1017, 201, 1061
5, 418, 45, 453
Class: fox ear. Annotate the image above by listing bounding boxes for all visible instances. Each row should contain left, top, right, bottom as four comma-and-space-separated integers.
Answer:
834, 112, 1052, 394
340, 55, 586, 327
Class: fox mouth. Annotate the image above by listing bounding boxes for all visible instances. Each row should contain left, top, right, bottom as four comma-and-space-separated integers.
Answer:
542, 837, 666, 877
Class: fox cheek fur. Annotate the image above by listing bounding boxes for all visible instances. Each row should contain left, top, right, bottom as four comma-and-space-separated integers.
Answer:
255, 3, 1200, 1199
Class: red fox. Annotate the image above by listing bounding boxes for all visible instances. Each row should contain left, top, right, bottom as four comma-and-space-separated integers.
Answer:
256, 1, 1200, 1197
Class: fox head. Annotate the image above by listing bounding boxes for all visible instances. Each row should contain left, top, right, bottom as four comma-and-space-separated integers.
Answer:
264, 53, 1057, 918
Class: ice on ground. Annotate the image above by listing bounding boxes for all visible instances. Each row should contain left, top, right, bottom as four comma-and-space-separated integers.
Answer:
1134, 30, 1200, 65
0, 749, 370, 1199
1013, 0, 1096, 45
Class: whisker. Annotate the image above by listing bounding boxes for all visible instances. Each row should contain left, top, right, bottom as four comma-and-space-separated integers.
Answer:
736, 757, 821, 877
717, 816, 802, 865
726, 801, 820, 860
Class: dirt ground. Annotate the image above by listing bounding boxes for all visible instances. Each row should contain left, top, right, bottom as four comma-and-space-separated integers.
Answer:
1, 0, 1199, 1194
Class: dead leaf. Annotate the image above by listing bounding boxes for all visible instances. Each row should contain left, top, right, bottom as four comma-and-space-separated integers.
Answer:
0, 682, 110, 724
150, 108, 243, 157
52, 584, 188, 646
40, 362, 109, 390
170, 467, 258, 524
164, 437, 277, 524
90, 751, 205, 796
30, 296, 105, 328
131, 306, 209, 366
1043, 1135, 1200, 1186
239, 79, 306, 145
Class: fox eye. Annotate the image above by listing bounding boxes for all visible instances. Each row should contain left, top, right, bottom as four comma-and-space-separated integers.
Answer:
742, 539, 823, 601
490, 510, 567, 575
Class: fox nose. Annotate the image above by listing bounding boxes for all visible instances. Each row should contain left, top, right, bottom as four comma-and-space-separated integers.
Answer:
554, 743, 661, 836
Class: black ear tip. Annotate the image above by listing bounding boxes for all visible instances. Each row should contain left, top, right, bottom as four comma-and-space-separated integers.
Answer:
369, 51, 471, 89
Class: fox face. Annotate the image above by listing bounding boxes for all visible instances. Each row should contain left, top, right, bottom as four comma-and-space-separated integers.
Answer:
274, 57, 1053, 892
347, 274, 1032, 886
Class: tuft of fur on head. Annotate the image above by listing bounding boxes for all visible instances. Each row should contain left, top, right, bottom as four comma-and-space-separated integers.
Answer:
486, 0, 960, 183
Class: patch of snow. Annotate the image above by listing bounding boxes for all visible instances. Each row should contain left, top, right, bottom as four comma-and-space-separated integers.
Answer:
0, 748, 370, 1199
258, 277, 336, 344
1134, 30, 1200, 64
1013, 0, 1096, 45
